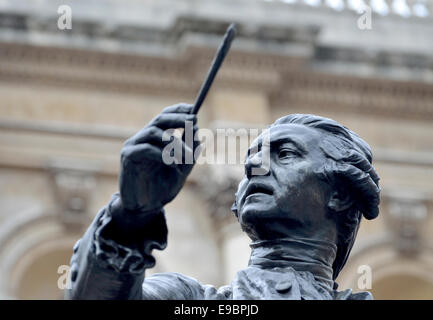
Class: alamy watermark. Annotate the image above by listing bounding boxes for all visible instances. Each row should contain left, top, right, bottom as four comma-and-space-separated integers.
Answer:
357, 264, 372, 289
357, 5, 373, 30
160, 123, 271, 176
57, 5, 72, 30
57, 265, 72, 290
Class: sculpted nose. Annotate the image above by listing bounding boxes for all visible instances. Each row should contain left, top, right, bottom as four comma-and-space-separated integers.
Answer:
245, 151, 269, 179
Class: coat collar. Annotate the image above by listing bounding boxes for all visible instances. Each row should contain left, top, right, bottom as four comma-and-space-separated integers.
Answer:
231, 266, 373, 300
248, 236, 337, 291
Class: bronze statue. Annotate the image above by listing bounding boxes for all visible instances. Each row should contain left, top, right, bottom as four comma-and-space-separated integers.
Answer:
65, 103, 380, 300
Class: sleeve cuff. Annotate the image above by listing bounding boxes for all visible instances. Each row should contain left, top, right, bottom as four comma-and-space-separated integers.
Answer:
92, 194, 168, 275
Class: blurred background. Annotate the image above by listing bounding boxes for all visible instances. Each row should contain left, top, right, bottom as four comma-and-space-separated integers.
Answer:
0, 0, 432, 299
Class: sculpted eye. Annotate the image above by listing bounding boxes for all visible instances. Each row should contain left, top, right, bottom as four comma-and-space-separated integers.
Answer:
278, 148, 298, 159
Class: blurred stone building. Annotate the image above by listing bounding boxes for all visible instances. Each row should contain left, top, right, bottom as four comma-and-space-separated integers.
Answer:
0, 0, 432, 299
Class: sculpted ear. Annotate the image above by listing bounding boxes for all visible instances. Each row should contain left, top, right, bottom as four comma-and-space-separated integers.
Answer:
327, 190, 354, 213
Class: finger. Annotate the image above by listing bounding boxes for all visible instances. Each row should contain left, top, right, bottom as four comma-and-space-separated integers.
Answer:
121, 144, 162, 164
161, 103, 194, 114
127, 126, 181, 149
150, 113, 197, 130
125, 142, 186, 167
126, 126, 163, 146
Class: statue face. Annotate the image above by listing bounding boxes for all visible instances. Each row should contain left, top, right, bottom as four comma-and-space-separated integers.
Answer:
235, 124, 336, 241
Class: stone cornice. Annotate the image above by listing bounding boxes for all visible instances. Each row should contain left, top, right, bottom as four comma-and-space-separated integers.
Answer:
270, 69, 433, 120
0, 41, 432, 121
0, 41, 303, 96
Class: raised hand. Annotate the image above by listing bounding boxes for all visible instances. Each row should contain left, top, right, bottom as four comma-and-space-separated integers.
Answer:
118, 103, 200, 214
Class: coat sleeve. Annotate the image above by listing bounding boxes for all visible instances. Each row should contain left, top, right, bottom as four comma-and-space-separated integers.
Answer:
140, 272, 232, 300
64, 193, 168, 300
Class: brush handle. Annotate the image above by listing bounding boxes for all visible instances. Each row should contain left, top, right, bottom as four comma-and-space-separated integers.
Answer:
191, 23, 237, 115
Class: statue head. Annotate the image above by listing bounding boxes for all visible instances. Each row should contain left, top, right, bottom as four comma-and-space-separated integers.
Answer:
231, 114, 380, 279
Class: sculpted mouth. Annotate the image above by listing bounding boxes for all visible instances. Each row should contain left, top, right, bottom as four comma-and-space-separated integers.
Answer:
244, 183, 274, 198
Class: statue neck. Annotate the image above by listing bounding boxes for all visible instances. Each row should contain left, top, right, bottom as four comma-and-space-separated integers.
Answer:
248, 235, 337, 291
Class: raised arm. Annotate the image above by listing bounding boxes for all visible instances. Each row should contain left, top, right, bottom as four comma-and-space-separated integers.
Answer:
65, 103, 200, 299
